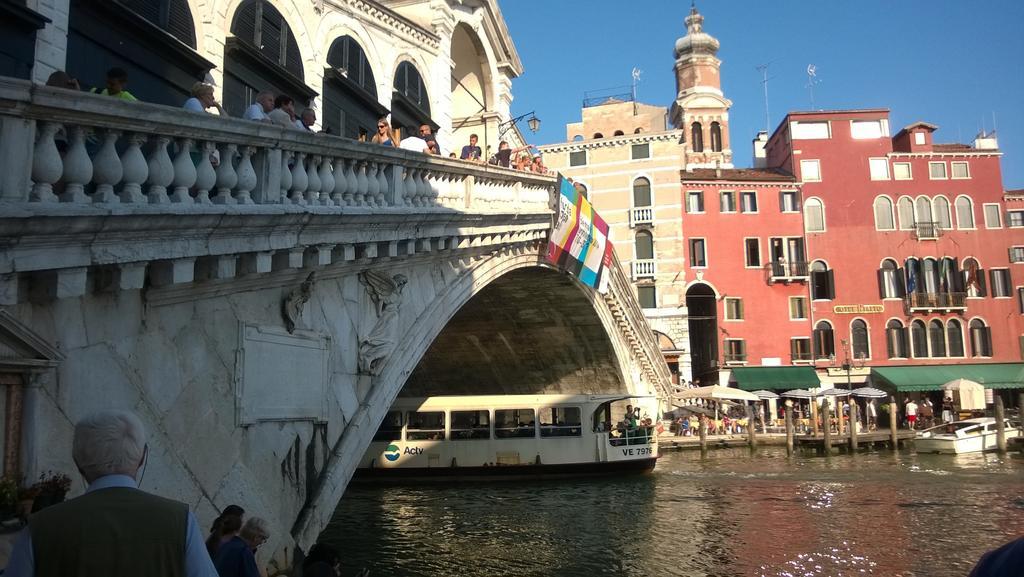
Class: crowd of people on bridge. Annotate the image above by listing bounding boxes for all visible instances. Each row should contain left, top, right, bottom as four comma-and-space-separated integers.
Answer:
44, 66, 552, 175
3, 410, 363, 577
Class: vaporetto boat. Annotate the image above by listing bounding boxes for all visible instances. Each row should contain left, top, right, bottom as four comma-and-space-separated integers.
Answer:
355, 394, 659, 480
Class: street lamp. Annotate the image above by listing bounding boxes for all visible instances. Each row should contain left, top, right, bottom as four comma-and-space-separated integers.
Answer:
498, 111, 541, 140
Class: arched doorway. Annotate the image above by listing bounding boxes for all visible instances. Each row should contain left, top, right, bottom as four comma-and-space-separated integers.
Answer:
223, 0, 316, 118
685, 283, 718, 386
323, 35, 387, 139
450, 23, 494, 152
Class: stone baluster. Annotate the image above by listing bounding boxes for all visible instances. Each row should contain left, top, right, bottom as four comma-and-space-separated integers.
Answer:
193, 142, 217, 204
425, 170, 439, 206
289, 152, 308, 204
234, 146, 257, 205
118, 133, 149, 204
344, 158, 358, 206
319, 157, 335, 206
91, 129, 122, 203
377, 162, 390, 206
354, 161, 368, 207
416, 170, 430, 207
60, 126, 93, 203
365, 162, 379, 207
170, 138, 197, 204
146, 136, 174, 204
279, 150, 293, 201
305, 155, 322, 204
30, 122, 63, 202
213, 143, 239, 205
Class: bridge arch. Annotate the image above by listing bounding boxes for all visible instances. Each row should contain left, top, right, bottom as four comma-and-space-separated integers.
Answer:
294, 246, 649, 546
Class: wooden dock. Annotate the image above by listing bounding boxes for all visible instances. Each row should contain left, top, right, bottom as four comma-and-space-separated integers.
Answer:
657, 429, 917, 454
795, 429, 916, 454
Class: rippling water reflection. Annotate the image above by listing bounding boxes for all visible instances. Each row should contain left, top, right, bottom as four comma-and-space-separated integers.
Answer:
321, 449, 1024, 576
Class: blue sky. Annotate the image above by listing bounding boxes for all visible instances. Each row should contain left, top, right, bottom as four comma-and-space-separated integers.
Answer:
502, 1, 1024, 189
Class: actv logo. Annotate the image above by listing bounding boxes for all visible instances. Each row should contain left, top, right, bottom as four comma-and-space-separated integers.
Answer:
383, 445, 401, 462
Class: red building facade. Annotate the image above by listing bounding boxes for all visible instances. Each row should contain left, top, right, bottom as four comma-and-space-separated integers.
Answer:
680, 108, 1024, 389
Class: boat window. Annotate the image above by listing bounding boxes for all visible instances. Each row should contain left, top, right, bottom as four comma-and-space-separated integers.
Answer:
494, 409, 536, 439
539, 407, 582, 438
406, 411, 445, 441
373, 410, 403, 442
450, 410, 490, 440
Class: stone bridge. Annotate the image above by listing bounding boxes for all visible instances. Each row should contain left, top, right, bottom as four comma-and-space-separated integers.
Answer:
0, 79, 671, 563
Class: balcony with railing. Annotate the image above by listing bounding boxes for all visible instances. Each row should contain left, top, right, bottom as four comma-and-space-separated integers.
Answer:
630, 206, 653, 227
913, 221, 942, 240
631, 259, 656, 280
904, 291, 967, 312
765, 260, 809, 284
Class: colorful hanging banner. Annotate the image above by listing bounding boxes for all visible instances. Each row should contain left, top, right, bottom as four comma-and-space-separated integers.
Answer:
547, 175, 614, 294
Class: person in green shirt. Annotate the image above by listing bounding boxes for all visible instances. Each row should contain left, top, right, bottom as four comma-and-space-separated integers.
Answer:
91, 67, 137, 101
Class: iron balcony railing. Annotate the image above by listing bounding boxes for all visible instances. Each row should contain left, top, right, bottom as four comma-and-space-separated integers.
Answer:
904, 291, 967, 311
913, 221, 942, 240
630, 206, 653, 227
766, 260, 809, 282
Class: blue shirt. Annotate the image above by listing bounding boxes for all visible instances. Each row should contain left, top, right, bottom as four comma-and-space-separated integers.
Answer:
4, 474, 217, 577
213, 536, 261, 577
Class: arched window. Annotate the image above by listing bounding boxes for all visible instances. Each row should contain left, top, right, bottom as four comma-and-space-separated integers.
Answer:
910, 320, 928, 358
572, 135, 584, 142
851, 319, 870, 359
940, 257, 958, 294
955, 196, 974, 229
634, 127, 643, 134
613, 130, 625, 136
962, 258, 986, 297
635, 231, 654, 260
813, 321, 834, 359
804, 198, 825, 232
947, 319, 965, 357
928, 320, 946, 357
710, 122, 723, 152
879, 259, 901, 298
633, 177, 652, 207
969, 319, 992, 357
905, 257, 922, 294
691, 122, 704, 152
231, 1, 304, 79
394, 61, 430, 114
593, 132, 604, 139
897, 197, 916, 230
915, 197, 932, 225
327, 36, 377, 97
874, 196, 894, 230
121, 0, 197, 47
922, 258, 939, 294
886, 319, 908, 359
810, 261, 835, 300
932, 196, 952, 229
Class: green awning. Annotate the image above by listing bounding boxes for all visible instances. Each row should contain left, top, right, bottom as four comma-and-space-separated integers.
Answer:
731, 367, 822, 391
871, 364, 1024, 392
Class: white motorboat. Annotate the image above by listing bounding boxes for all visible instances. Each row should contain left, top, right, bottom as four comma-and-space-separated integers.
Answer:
915, 417, 1022, 454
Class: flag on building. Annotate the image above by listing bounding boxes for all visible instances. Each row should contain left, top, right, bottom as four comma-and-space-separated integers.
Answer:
548, 175, 614, 294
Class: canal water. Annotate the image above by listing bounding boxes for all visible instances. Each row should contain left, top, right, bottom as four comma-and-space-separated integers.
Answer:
321, 448, 1024, 577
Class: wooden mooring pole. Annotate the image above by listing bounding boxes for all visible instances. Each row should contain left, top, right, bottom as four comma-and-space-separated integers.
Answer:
699, 416, 708, 453
995, 395, 1007, 454
849, 400, 859, 452
822, 398, 832, 454
746, 403, 756, 449
785, 404, 794, 456
889, 396, 899, 450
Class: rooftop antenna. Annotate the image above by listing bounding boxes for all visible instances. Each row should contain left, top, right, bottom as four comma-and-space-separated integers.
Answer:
631, 67, 642, 115
756, 61, 774, 135
806, 64, 819, 110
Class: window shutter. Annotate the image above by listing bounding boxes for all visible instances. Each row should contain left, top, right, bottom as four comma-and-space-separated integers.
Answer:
977, 268, 987, 297
790, 339, 798, 359
739, 340, 747, 358
877, 269, 887, 299
984, 328, 993, 356
886, 328, 896, 358
896, 267, 907, 297
824, 329, 835, 356
826, 269, 836, 300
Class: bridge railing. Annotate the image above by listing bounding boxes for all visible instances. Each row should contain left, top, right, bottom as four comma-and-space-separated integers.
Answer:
0, 78, 555, 211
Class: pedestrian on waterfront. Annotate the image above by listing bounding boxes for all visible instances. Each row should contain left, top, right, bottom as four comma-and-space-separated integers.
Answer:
268, 95, 297, 129
243, 91, 275, 121
4, 410, 218, 577
213, 517, 269, 577
906, 398, 918, 429
206, 504, 246, 558
460, 134, 482, 161
942, 397, 955, 431
91, 67, 138, 101
183, 82, 227, 116
867, 399, 877, 431
418, 124, 440, 155
295, 108, 317, 132
372, 117, 397, 147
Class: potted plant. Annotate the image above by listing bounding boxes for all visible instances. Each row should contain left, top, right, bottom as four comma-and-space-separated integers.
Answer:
30, 471, 72, 513
16, 485, 39, 520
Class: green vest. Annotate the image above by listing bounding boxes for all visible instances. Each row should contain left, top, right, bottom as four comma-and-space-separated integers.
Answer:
29, 487, 188, 577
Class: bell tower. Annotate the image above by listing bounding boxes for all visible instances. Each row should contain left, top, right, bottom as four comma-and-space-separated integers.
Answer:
671, 4, 733, 169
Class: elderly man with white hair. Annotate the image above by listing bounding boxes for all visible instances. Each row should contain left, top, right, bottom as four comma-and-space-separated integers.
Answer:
5, 410, 218, 577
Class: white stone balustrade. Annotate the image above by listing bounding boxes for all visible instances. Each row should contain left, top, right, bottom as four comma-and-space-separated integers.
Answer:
0, 78, 556, 213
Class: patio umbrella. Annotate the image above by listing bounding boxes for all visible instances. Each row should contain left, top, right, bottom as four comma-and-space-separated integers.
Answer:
942, 378, 985, 410
782, 389, 816, 399
850, 387, 888, 398
750, 390, 780, 400
818, 388, 851, 397
673, 385, 760, 402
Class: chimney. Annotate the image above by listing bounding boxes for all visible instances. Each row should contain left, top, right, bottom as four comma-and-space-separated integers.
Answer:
752, 131, 768, 168
974, 130, 998, 150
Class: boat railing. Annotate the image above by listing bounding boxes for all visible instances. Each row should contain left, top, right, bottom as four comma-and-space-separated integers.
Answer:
539, 424, 583, 437
609, 427, 655, 446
